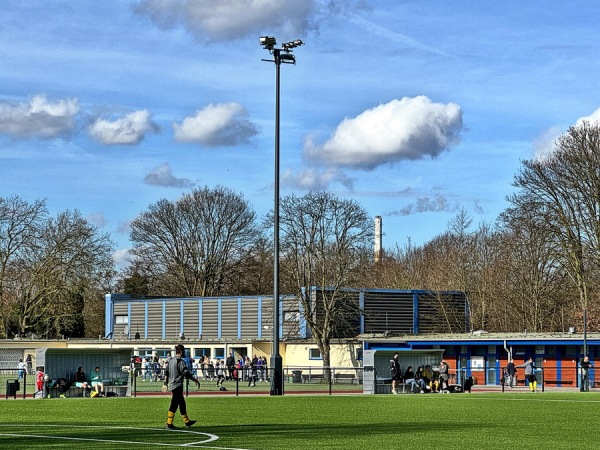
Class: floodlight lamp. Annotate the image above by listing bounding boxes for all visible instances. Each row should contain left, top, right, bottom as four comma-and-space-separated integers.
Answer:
259, 36, 276, 50
282, 39, 304, 51
279, 53, 296, 64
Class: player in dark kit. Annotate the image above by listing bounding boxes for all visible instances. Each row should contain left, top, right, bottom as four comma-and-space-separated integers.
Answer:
162, 344, 200, 429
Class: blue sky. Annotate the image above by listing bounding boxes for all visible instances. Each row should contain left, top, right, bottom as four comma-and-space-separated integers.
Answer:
2, 1, 600, 267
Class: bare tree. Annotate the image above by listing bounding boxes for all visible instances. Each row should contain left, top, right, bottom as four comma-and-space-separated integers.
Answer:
0, 196, 47, 336
11, 210, 114, 337
276, 192, 373, 369
129, 186, 260, 296
509, 122, 600, 347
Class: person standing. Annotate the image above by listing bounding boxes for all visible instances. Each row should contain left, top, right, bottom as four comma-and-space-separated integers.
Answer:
17, 359, 26, 380
517, 357, 537, 392
390, 352, 402, 394
580, 356, 593, 392
35, 367, 45, 398
439, 361, 450, 392
162, 344, 200, 429
26, 354, 33, 375
226, 353, 236, 381
506, 359, 516, 388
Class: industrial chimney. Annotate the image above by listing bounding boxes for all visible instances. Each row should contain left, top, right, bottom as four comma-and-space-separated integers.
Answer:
374, 216, 382, 262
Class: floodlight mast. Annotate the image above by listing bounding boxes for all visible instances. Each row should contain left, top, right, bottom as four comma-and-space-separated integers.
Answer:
259, 36, 304, 396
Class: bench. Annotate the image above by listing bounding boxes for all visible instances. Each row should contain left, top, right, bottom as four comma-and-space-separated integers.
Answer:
301, 374, 326, 383
544, 380, 573, 385
333, 373, 358, 384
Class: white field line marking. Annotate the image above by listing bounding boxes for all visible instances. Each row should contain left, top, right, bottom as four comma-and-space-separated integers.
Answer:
0, 425, 254, 450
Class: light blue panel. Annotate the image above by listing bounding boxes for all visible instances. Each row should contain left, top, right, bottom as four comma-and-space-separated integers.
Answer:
257, 297, 263, 338
127, 303, 132, 338
104, 294, 114, 338
298, 298, 306, 338
180, 300, 185, 334
198, 299, 203, 338
413, 293, 419, 334
162, 301, 166, 340
237, 297, 242, 339
217, 298, 222, 338
144, 302, 148, 339
359, 291, 365, 334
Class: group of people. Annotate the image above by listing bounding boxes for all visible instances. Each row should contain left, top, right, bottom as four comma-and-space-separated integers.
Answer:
504, 356, 594, 393
75, 366, 106, 397
189, 354, 268, 386
36, 366, 107, 398
390, 352, 451, 394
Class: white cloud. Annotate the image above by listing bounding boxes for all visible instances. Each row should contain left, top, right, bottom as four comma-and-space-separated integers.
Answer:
173, 102, 257, 147
304, 96, 463, 170
134, 0, 317, 41
282, 167, 355, 190
0, 95, 78, 138
112, 248, 132, 269
144, 162, 195, 188
576, 106, 600, 126
87, 212, 107, 228
533, 126, 561, 160
89, 110, 158, 145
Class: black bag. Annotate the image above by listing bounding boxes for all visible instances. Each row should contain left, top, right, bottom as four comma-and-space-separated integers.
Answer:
106, 391, 118, 397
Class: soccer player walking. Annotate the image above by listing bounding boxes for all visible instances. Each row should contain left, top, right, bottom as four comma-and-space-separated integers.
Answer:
162, 344, 200, 429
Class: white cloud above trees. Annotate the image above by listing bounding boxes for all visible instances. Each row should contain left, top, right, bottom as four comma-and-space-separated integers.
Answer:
173, 102, 257, 147
303, 96, 463, 170
144, 162, 195, 188
89, 110, 158, 145
0, 95, 79, 138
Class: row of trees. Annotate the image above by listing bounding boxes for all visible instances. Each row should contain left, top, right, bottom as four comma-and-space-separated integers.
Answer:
2, 123, 600, 364
0, 196, 114, 338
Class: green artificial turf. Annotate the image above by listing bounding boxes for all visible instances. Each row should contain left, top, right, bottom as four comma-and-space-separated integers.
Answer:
0, 392, 597, 449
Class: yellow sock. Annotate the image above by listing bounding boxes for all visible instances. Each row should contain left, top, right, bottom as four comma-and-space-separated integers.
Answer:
167, 411, 175, 425
533, 381, 537, 391
182, 414, 190, 424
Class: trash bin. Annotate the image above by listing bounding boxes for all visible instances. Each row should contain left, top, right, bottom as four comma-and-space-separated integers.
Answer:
292, 370, 303, 383
6, 380, 20, 398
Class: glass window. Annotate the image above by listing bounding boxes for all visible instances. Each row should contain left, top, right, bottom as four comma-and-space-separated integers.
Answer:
565, 346, 577, 356
115, 315, 129, 325
473, 346, 486, 356
284, 311, 300, 322
546, 346, 556, 356
514, 346, 526, 356
155, 348, 172, 358
192, 348, 212, 358
535, 346, 544, 355
309, 348, 322, 360
214, 348, 225, 359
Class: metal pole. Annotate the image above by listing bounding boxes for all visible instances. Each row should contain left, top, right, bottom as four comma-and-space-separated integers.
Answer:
584, 307, 588, 357
270, 48, 283, 396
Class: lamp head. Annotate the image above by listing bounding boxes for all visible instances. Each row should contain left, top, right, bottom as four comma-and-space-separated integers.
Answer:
259, 36, 276, 50
282, 39, 304, 51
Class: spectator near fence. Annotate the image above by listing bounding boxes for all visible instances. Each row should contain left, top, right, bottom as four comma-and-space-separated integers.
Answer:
17, 359, 26, 380
226, 354, 236, 381
390, 352, 402, 394
580, 356, 593, 392
506, 359, 516, 388
439, 361, 449, 392
26, 354, 33, 375
517, 357, 537, 392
